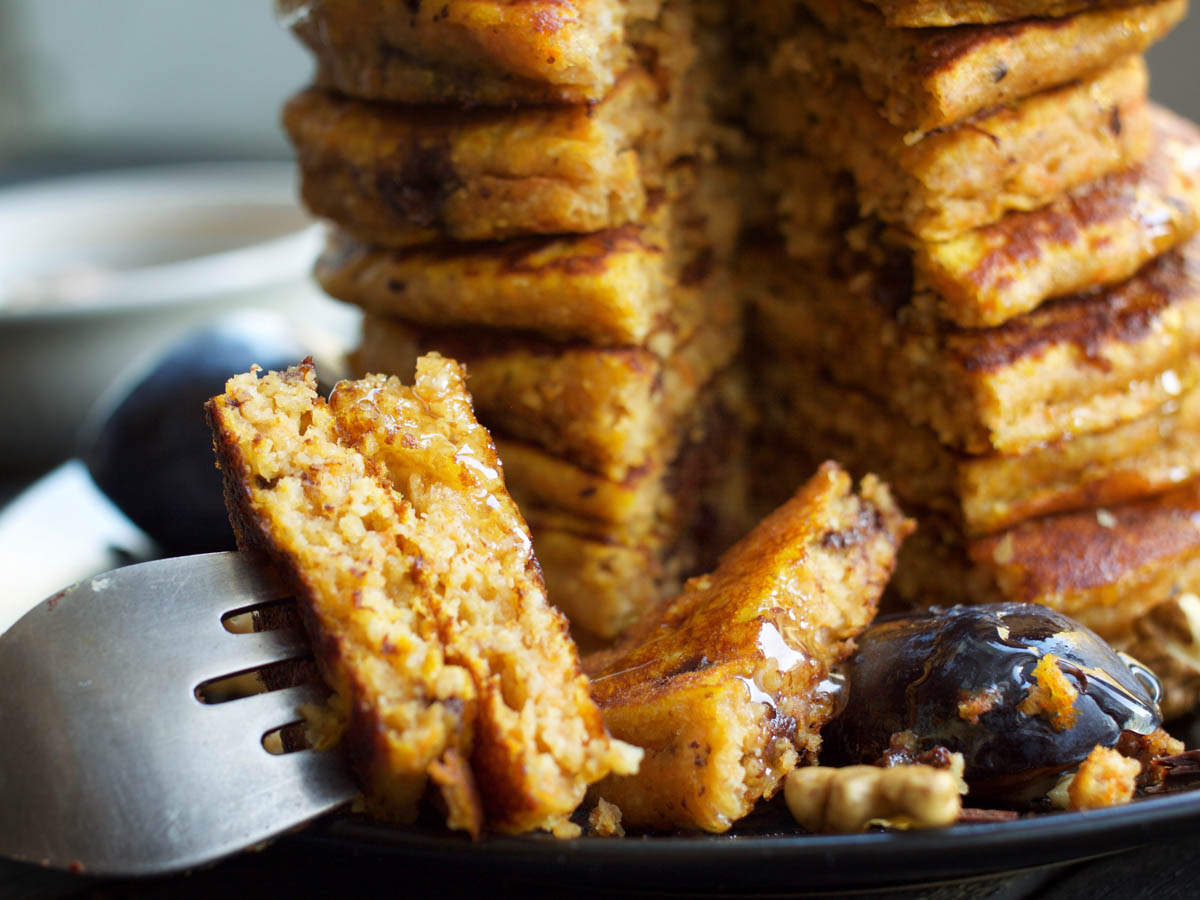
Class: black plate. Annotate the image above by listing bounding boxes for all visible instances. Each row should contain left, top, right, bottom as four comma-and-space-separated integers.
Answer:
291, 788, 1200, 896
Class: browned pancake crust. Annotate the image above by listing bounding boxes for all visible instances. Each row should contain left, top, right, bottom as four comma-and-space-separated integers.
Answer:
753, 359, 1200, 537
914, 105, 1200, 326
351, 303, 739, 480
754, 55, 1152, 241
276, 0, 636, 106
968, 480, 1200, 640
584, 463, 912, 832
764, 105, 1200, 327
744, 237, 1200, 454
783, 0, 1185, 132
284, 75, 660, 247
865, 0, 1145, 27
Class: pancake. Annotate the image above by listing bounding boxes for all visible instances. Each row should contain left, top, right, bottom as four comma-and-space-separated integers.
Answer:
319, 226, 670, 348
276, 0, 639, 106
512, 386, 752, 640
743, 238, 1200, 455
352, 302, 739, 481
773, 0, 1184, 133
754, 361, 1200, 537
284, 73, 662, 247
862, 0, 1145, 27
583, 462, 913, 832
276, 0, 736, 118
205, 356, 641, 835
754, 55, 1152, 241
874, 480, 1200, 650
316, 163, 738, 348
768, 106, 1200, 327
913, 106, 1200, 326
967, 479, 1200, 642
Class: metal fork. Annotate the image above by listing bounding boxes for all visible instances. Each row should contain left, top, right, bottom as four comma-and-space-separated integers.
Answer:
0, 551, 357, 877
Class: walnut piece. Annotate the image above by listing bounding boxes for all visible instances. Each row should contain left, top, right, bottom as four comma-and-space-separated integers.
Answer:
1068, 745, 1141, 810
784, 764, 962, 833
587, 798, 625, 838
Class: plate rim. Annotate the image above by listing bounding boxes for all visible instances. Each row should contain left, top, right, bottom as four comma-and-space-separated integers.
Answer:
290, 787, 1200, 893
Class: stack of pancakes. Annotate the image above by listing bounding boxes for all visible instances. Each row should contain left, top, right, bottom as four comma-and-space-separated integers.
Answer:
737, 0, 1200, 712
277, 0, 747, 641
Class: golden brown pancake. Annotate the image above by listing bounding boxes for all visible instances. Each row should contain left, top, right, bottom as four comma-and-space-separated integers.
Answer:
352, 304, 739, 481
284, 74, 662, 247
754, 55, 1152, 241
914, 106, 1200, 327
275, 0, 638, 106
206, 357, 641, 835
743, 237, 1200, 455
315, 162, 738, 348
967, 479, 1200, 642
754, 361, 1200, 537
863, 0, 1145, 27
507, 378, 752, 640
765, 106, 1200, 328
584, 462, 913, 832
765, 0, 1184, 132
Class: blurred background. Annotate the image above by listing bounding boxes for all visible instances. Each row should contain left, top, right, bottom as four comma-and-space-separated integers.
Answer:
0, 1, 309, 179
0, 0, 1196, 482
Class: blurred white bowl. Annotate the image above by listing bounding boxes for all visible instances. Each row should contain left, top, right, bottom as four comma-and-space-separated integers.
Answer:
0, 161, 357, 470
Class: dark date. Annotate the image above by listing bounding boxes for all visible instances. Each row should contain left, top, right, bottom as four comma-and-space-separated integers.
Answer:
821, 603, 1163, 797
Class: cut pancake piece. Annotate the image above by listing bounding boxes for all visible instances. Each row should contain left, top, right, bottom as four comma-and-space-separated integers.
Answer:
755, 55, 1152, 241
206, 361, 478, 831
284, 72, 665, 247
743, 238, 1200, 454
351, 304, 740, 481
778, 0, 1184, 133
862, 0, 1144, 27
498, 373, 752, 640
584, 462, 913, 832
754, 361, 1200, 537
276, 0, 642, 106
914, 106, 1200, 327
207, 356, 640, 836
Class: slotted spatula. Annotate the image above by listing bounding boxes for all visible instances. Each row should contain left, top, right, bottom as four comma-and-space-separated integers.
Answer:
0, 551, 356, 877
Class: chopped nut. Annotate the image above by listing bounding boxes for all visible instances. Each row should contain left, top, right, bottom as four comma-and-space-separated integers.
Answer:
1016, 654, 1078, 731
957, 686, 1002, 725
1068, 745, 1141, 810
588, 798, 625, 838
785, 764, 962, 833
1047, 773, 1074, 810
1116, 727, 1186, 788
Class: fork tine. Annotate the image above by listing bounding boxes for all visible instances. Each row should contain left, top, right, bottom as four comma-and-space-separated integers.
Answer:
206, 682, 329, 737
143, 551, 294, 629
187, 627, 312, 684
